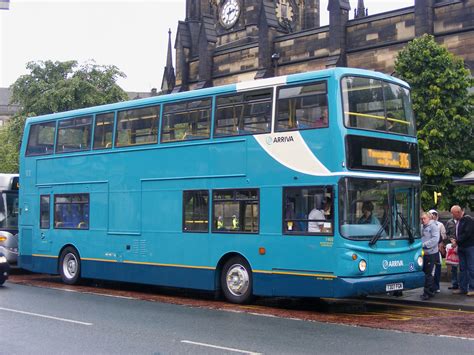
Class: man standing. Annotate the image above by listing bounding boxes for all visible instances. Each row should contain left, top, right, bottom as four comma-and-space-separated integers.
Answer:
429, 210, 446, 293
445, 216, 459, 289
429, 209, 445, 293
450, 205, 474, 296
420, 212, 440, 300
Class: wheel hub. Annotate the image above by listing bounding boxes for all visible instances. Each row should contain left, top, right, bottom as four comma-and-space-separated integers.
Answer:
226, 264, 249, 296
63, 254, 77, 279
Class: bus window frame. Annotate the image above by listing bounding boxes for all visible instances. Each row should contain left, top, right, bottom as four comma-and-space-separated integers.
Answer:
55, 115, 93, 154
93, 111, 116, 151
161, 98, 212, 143
275, 81, 329, 133
213, 88, 273, 138
340, 74, 416, 138
115, 105, 160, 148
53, 193, 90, 230
25, 121, 57, 157
282, 185, 334, 236
211, 188, 260, 234
39, 195, 50, 230
182, 190, 210, 233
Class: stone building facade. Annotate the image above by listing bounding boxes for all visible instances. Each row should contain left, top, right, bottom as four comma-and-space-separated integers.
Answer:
161, 0, 474, 93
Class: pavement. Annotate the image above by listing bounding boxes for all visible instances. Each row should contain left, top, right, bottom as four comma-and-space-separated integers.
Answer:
369, 281, 474, 311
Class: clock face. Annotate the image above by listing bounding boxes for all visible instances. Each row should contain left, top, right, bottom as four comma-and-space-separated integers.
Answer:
276, 0, 295, 27
220, 0, 241, 29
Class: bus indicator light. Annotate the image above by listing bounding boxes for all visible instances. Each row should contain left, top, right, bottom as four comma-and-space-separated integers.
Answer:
259, 247, 266, 255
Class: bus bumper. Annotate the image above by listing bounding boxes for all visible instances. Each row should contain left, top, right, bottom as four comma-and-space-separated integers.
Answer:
333, 271, 425, 298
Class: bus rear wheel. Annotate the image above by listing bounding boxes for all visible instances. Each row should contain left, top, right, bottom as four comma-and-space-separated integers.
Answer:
59, 247, 81, 285
221, 257, 253, 304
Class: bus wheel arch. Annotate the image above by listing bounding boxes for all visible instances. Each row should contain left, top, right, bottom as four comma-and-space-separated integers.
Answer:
58, 245, 82, 285
217, 253, 254, 304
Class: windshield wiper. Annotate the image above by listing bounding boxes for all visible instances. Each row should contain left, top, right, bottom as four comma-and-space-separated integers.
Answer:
369, 217, 389, 246
397, 212, 415, 244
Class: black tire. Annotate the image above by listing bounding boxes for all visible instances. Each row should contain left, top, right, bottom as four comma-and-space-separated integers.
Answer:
221, 256, 253, 304
59, 247, 81, 285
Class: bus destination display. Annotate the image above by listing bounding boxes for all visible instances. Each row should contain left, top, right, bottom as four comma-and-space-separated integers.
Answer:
362, 148, 411, 170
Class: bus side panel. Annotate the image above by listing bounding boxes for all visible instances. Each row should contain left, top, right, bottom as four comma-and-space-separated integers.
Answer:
18, 228, 33, 270
81, 261, 215, 290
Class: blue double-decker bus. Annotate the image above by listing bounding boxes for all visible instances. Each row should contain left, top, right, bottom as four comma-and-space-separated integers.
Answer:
18, 68, 423, 303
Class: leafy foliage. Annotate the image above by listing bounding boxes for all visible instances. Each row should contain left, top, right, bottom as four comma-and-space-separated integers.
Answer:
0, 60, 129, 172
395, 35, 474, 210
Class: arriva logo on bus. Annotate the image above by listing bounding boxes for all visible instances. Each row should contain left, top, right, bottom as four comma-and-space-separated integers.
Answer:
382, 260, 404, 269
266, 135, 295, 145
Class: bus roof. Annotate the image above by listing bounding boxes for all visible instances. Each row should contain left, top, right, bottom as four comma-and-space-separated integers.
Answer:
25, 67, 409, 125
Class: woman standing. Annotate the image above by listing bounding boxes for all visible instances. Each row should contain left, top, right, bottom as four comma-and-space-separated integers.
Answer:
420, 212, 440, 300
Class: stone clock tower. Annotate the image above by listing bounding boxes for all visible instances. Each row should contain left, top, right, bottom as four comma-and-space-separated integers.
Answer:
164, 0, 321, 93
162, 0, 474, 94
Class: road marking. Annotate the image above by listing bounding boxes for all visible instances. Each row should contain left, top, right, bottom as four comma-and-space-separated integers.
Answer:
181, 340, 261, 354
0, 307, 93, 326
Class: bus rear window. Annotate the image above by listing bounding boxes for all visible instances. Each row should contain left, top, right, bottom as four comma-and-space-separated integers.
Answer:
342, 76, 415, 136
26, 122, 56, 156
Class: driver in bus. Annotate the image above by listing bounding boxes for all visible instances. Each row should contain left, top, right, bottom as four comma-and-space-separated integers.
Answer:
358, 201, 381, 225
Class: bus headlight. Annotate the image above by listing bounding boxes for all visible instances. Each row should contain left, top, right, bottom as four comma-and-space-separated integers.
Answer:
417, 256, 423, 268
0, 256, 7, 263
358, 259, 367, 272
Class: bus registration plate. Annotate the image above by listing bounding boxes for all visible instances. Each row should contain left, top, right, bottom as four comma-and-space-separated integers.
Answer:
385, 282, 403, 292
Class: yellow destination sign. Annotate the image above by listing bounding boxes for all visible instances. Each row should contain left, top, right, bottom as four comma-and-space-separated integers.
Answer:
362, 148, 411, 169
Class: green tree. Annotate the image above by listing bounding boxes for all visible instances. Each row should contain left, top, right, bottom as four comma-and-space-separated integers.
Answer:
0, 60, 129, 172
395, 34, 474, 211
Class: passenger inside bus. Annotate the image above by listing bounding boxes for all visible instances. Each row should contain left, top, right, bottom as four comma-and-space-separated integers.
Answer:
308, 195, 325, 232
313, 106, 328, 127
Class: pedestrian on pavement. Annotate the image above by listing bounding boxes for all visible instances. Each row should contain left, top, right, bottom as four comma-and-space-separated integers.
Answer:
420, 211, 440, 300
429, 209, 446, 293
450, 205, 474, 296
445, 216, 460, 290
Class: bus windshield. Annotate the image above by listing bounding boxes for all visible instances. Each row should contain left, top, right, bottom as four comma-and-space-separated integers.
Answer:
339, 178, 420, 241
0, 191, 19, 231
342, 76, 416, 136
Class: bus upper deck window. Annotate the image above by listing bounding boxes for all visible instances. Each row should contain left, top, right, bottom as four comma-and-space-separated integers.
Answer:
342, 76, 415, 136
276, 82, 328, 132
26, 122, 56, 156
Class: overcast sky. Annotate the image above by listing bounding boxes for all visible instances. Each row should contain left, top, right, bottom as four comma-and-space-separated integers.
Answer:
0, 0, 414, 92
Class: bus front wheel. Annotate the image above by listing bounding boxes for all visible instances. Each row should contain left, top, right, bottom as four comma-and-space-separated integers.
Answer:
59, 247, 81, 285
221, 257, 253, 304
